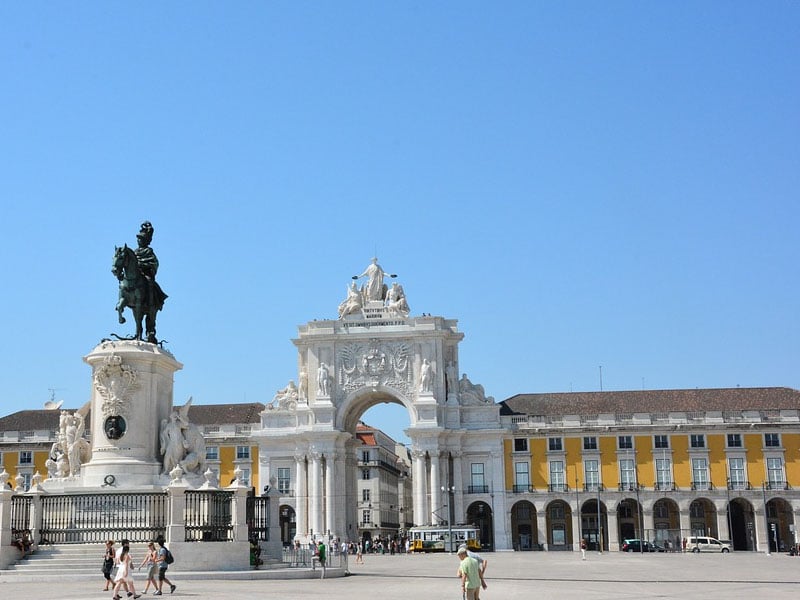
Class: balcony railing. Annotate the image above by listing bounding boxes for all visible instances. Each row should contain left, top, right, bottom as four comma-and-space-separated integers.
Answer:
766, 481, 790, 491
654, 481, 676, 491
548, 483, 569, 493
467, 485, 489, 494
691, 481, 714, 491
512, 485, 534, 493
583, 483, 604, 492
727, 481, 751, 491
617, 483, 643, 492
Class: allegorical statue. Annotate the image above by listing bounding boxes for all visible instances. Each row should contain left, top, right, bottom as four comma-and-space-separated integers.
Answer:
112, 221, 168, 343
355, 257, 387, 301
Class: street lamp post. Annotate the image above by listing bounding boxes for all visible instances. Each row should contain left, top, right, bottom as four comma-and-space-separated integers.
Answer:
441, 485, 456, 553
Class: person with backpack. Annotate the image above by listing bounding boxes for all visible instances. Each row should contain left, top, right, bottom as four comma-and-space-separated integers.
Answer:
154, 535, 176, 595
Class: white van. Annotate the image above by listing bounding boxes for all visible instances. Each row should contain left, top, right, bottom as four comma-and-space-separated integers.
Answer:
686, 536, 731, 553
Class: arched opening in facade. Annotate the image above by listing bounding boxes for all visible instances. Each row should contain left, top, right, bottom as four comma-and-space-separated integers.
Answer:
616, 497, 642, 542
579, 499, 606, 551
728, 498, 755, 551
466, 501, 494, 550
652, 498, 681, 550
546, 499, 573, 551
766, 496, 794, 553
510, 500, 537, 550
340, 391, 414, 548
279, 504, 296, 546
689, 498, 718, 537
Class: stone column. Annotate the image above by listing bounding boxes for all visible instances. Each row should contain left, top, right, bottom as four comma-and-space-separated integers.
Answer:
452, 451, 464, 518
571, 506, 581, 553
536, 509, 548, 550
429, 452, 440, 524
325, 454, 335, 538
642, 508, 655, 540
412, 449, 426, 526
0, 483, 14, 569
309, 451, 322, 538
607, 510, 619, 551
264, 486, 283, 560
294, 455, 308, 540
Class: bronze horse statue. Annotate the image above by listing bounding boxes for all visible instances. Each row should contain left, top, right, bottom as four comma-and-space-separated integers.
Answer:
112, 244, 165, 343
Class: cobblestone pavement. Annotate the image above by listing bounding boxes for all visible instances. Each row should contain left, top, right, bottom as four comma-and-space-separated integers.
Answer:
3, 551, 800, 599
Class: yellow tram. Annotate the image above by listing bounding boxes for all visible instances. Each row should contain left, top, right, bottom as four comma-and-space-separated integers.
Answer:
409, 525, 481, 553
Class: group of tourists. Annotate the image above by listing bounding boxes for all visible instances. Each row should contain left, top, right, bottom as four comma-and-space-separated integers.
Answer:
101, 536, 176, 598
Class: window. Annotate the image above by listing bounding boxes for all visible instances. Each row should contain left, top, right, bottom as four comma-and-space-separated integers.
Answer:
550, 503, 565, 519
21, 473, 32, 491
514, 462, 530, 492
728, 458, 746, 490
19, 451, 32, 465
236, 446, 250, 460
727, 434, 742, 448
583, 437, 597, 451
654, 435, 669, 449
548, 437, 562, 452
690, 435, 705, 449
619, 458, 636, 490
654, 503, 669, 519
205, 446, 219, 461
362, 509, 371, 525
765, 433, 780, 448
767, 457, 784, 489
362, 489, 371, 502
514, 438, 528, 452
362, 469, 370, 480
277, 467, 291, 494
656, 458, 672, 489
362, 450, 370, 462
584, 459, 599, 490
470, 463, 486, 492
618, 436, 633, 450
692, 458, 709, 489
549, 461, 565, 491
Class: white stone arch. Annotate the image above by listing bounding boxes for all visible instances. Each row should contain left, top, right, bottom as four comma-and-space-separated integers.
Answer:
336, 385, 419, 435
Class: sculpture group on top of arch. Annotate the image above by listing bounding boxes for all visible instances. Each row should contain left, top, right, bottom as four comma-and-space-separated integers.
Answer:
338, 257, 410, 319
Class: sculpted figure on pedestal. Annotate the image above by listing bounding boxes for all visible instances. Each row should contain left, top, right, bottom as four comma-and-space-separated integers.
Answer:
112, 221, 168, 344
458, 374, 495, 405
338, 281, 364, 319
446, 361, 458, 396
385, 282, 410, 316
298, 369, 308, 400
272, 380, 299, 410
355, 257, 386, 301
159, 398, 208, 476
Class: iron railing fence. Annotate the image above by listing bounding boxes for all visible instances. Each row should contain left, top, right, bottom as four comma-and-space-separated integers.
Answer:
39, 492, 168, 544
184, 490, 233, 542
246, 496, 270, 541
10, 495, 33, 537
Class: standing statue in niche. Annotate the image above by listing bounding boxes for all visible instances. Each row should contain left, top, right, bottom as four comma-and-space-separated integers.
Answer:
112, 221, 168, 344
298, 369, 308, 400
446, 361, 458, 395
419, 358, 434, 393
317, 362, 331, 396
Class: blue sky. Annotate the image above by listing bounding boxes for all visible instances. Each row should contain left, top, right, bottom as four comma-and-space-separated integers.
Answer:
1, 3, 798, 445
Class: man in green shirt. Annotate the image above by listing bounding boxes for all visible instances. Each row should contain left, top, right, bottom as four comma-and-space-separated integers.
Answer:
457, 547, 480, 600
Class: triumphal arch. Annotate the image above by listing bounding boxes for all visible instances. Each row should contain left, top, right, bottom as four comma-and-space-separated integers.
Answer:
255, 259, 508, 548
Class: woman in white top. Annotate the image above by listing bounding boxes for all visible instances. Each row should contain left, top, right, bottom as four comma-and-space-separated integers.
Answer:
112, 544, 140, 600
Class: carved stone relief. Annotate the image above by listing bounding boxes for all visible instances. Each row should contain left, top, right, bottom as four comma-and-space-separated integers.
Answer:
336, 339, 411, 401
93, 353, 139, 418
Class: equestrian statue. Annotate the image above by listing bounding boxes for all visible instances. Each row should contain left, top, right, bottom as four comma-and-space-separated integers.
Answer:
112, 221, 168, 343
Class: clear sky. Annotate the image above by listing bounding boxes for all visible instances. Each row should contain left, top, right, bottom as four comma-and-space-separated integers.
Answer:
1, 3, 798, 445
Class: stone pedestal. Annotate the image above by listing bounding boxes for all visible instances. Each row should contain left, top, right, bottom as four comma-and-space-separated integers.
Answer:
79, 340, 183, 489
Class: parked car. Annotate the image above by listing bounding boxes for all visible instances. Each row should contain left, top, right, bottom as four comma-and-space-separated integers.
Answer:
685, 536, 731, 553
621, 539, 664, 552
